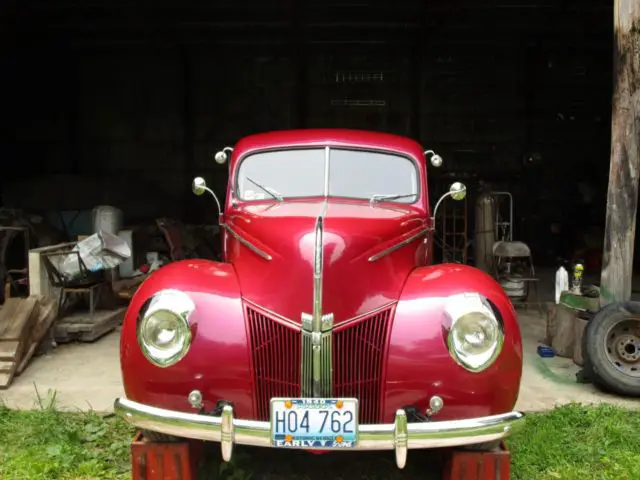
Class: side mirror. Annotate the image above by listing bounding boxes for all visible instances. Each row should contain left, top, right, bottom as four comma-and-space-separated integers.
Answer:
449, 181, 467, 201
192, 177, 207, 196
214, 146, 234, 165
431, 182, 467, 220
191, 176, 223, 224
424, 149, 443, 168
214, 151, 228, 164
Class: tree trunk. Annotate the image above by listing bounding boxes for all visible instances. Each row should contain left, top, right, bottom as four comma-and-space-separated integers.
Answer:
601, 0, 640, 306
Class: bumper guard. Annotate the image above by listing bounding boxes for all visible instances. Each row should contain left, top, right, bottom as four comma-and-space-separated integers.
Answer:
114, 398, 525, 469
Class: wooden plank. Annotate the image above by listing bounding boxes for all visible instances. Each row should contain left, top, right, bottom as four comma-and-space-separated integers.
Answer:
52, 328, 74, 344
54, 308, 125, 343
0, 297, 39, 341
56, 309, 121, 330
0, 340, 20, 361
14, 297, 59, 377
0, 351, 17, 389
552, 303, 576, 358
573, 316, 590, 367
28, 242, 75, 298
0, 371, 14, 390
0, 299, 23, 338
131, 434, 196, 480
0, 297, 40, 386
29, 297, 58, 343
600, 0, 640, 305
16, 344, 37, 376
0, 360, 14, 373
79, 311, 124, 342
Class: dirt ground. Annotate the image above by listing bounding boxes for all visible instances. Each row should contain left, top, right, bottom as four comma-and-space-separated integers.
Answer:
1, 308, 638, 413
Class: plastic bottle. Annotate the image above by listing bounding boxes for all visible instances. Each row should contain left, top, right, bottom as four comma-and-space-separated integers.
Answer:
572, 263, 584, 294
555, 266, 569, 304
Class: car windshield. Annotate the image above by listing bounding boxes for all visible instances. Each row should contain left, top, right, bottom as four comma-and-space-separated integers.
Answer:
236, 147, 419, 203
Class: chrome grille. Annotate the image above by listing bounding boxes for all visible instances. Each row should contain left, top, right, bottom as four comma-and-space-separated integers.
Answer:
245, 305, 300, 421
333, 307, 392, 423
246, 304, 393, 423
300, 312, 334, 397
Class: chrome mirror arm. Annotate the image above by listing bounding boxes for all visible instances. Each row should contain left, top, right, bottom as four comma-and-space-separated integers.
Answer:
202, 187, 223, 220
431, 191, 453, 221
431, 182, 467, 223
192, 177, 224, 223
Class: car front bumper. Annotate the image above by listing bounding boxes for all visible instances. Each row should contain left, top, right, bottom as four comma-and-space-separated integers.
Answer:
114, 397, 525, 469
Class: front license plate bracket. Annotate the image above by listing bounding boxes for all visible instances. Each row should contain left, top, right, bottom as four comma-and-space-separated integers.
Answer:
270, 398, 359, 449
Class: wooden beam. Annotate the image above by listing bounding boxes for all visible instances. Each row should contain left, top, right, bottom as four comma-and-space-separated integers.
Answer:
600, 0, 640, 305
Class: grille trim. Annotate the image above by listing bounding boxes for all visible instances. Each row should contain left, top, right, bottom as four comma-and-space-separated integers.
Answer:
245, 304, 301, 420
333, 306, 393, 423
246, 302, 395, 423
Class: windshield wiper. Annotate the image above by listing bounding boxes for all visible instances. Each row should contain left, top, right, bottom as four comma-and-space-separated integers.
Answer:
370, 193, 417, 205
246, 177, 283, 202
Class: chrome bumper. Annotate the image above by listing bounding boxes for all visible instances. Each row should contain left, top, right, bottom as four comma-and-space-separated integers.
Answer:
114, 398, 525, 469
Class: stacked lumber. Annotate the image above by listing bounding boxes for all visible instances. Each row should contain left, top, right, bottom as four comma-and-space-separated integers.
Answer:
0, 296, 58, 389
54, 307, 125, 343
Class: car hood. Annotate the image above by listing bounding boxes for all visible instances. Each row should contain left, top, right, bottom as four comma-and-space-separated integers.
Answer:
225, 199, 429, 324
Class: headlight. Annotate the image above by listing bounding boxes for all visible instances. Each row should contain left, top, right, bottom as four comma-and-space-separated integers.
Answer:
444, 293, 504, 372
137, 289, 195, 368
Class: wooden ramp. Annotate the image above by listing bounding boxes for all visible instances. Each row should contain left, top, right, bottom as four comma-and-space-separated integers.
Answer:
0, 296, 58, 389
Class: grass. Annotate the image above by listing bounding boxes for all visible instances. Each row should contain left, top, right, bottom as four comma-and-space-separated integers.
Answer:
0, 392, 638, 480
509, 403, 640, 480
0, 388, 134, 480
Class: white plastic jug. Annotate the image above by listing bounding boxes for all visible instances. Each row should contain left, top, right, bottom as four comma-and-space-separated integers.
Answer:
555, 266, 569, 304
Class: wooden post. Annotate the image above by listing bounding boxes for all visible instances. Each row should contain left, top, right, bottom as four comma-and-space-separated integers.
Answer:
600, 0, 640, 306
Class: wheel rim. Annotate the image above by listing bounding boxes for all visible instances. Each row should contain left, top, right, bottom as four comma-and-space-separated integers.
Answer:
604, 317, 640, 378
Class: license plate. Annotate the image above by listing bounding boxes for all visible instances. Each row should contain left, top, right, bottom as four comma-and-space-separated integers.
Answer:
270, 398, 359, 449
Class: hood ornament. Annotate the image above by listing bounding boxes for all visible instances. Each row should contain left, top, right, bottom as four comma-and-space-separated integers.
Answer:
301, 207, 334, 397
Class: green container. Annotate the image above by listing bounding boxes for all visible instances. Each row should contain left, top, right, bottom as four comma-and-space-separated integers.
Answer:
559, 289, 600, 312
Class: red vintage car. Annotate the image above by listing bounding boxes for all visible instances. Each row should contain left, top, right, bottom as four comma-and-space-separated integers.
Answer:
115, 129, 525, 470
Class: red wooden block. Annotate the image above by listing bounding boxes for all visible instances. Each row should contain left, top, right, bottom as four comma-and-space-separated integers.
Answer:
443, 442, 511, 480
131, 432, 199, 480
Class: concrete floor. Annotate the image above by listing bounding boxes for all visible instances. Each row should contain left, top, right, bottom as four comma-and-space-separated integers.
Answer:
1, 308, 638, 413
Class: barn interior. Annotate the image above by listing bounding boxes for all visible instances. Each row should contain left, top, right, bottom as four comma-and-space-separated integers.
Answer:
0, 1, 620, 385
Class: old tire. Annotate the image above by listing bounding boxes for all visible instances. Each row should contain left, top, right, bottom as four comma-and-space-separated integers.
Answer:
584, 301, 640, 397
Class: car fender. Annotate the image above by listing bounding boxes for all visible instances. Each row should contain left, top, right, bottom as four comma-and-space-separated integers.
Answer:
119, 259, 255, 417
382, 263, 523, 422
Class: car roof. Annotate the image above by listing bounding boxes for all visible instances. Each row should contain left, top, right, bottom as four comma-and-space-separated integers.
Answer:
232, 129, 425, 160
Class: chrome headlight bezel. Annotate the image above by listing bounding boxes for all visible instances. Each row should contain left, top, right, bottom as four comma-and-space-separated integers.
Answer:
137, 289, 195, 368
444, 292, 504, 373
